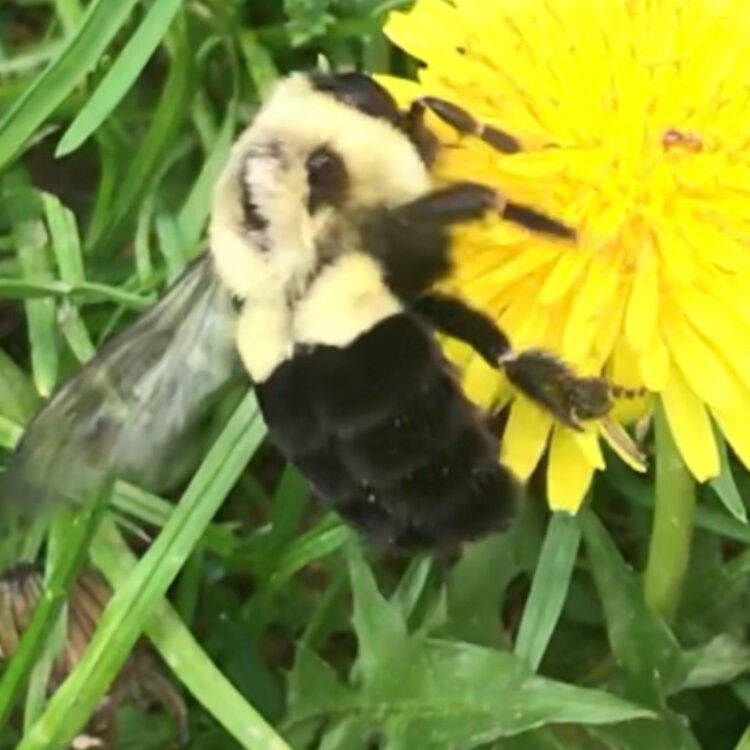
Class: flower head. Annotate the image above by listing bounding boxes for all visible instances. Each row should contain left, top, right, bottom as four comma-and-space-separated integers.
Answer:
383, 0, 750, 511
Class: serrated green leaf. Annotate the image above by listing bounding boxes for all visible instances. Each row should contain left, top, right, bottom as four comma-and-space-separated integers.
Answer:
447, 503, 542, 647
288, 543, 656, 750
580, 509, 687, 704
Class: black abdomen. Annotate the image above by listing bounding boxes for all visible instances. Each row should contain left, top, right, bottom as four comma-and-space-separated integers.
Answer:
256, 314, 519, 548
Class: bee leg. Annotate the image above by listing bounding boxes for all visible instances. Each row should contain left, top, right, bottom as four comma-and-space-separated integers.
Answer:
414, 293, 613, 429
417, 96, 521, 154
402, 99, 440, 165
395, 181, 576, 239
413, 292, 511, 362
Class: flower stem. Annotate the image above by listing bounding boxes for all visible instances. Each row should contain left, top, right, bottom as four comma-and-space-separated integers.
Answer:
643, 400, 696, 623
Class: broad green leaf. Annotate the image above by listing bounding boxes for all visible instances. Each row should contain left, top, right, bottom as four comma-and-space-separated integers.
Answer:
0, 0, 142, 170
515, 512, 581, 671
284, 541, 654, 749
57, 0, 184, 156
347, 541, 408, 684
447, 503, 542, 647
580, 509, 687, 704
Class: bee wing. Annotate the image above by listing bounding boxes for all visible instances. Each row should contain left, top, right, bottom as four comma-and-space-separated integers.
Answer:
2, 252, 239, 509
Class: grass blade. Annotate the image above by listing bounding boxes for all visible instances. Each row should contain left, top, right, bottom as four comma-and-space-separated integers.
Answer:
91, 521, 292, 750
88, 19, 191, 251
15, 218, 58, 397
515, 512, 581, 671
0, 484, 110, 732
177, 103, 236, 245
41, 192, 95, 361
17, 391, 265, 749
57, 0, 184, 156
0, 0, 141, 169
709, 428, 747, 524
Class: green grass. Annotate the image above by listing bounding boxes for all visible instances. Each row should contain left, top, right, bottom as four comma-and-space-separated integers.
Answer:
0, 1, 748, 749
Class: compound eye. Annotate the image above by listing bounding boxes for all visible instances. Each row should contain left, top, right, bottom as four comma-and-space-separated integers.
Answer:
306, 146, 349, 212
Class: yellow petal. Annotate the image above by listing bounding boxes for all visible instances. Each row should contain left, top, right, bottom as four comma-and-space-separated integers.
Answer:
712, 401, 750, 469
547, 427, 596, 513
563, 253, 621, 364
608, 339, 649, 424
625, 241, 659, 351
500, 396, 552, 481
590, 283, 628, 370
661, 366, 720, 482
571, 428, 605, 470
539, 252, 588, 305
383, 0, 463, 63
661, 303, 742, 411
638, 332, 670, 391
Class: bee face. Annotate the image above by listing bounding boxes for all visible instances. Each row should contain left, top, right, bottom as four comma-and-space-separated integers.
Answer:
209, 73, 431, 302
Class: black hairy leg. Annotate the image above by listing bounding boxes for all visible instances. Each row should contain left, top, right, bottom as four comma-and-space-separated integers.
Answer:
360, 183, 574, 301
401, 98, 575, 238
256, 313, 519, 549
395, 182, 576, 239
417, 96, 522, 154
413, 291, 638, 431
413, 292, 511, 363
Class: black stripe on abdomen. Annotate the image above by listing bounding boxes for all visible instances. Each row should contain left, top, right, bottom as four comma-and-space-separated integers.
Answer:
256, 313, 519, 548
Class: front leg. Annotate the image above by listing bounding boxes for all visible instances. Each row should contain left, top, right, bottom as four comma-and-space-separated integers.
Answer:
360, 183, 574, 301
415, 292, 614, 429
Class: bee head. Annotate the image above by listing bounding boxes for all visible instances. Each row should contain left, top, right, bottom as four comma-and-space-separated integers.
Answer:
209, 73, 431, 299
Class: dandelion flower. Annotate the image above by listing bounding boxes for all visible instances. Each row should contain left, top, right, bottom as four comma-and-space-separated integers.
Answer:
383, 0, 750, 511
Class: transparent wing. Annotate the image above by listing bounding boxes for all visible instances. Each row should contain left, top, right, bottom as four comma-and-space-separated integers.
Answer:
1, 252, 239, 509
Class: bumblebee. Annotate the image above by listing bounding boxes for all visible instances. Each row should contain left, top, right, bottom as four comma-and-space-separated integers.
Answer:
2, 73, 640, 548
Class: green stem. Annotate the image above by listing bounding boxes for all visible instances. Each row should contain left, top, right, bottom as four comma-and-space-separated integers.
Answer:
643, 400, 696, 623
